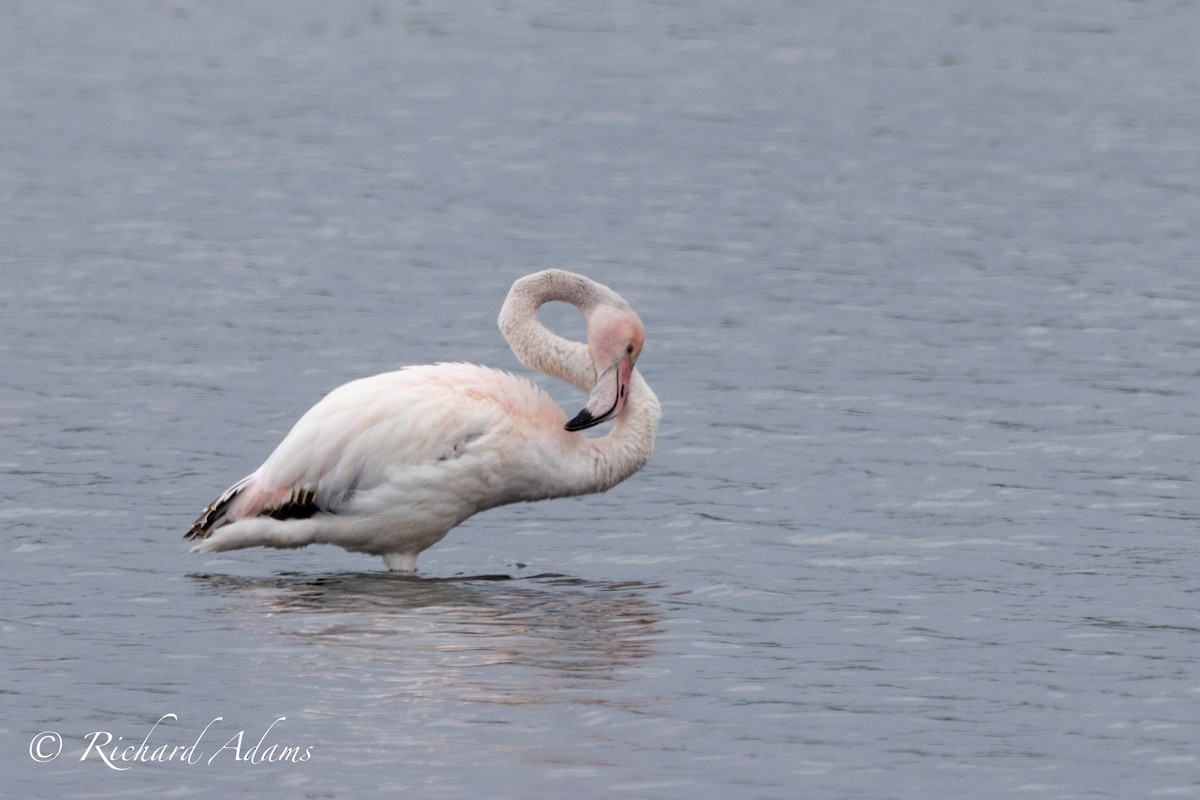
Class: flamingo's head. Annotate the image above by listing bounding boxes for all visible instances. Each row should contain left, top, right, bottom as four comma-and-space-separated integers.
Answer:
565, 305, 645, 432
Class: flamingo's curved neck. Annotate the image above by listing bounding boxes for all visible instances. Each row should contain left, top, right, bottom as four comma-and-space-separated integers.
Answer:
498, 269, 661, 495
498, 269, 621, 392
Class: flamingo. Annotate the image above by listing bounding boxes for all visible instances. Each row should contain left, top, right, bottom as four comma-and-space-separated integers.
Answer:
184, 269, 661, 572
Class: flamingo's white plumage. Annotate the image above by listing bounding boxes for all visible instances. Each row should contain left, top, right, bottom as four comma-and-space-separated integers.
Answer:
184, 269, 661, 572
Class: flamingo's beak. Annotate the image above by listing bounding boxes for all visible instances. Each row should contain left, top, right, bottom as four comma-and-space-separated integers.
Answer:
565, 354, 634, 432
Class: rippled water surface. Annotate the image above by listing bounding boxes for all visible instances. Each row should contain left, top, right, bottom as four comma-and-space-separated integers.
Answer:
3, 2, 1200, 798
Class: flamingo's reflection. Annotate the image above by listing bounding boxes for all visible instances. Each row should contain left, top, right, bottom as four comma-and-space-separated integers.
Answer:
189, 571, 666, 707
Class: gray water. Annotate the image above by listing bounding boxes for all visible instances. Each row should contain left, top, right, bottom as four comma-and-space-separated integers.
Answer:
3, 1, 1199, 798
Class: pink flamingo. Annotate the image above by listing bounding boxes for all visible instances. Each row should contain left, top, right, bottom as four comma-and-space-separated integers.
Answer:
185, 270, 661, 572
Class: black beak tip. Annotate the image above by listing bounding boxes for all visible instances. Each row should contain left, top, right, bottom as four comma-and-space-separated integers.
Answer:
564, 409, 598, 432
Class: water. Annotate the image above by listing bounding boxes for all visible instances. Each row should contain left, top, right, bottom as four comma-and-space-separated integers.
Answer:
3, 1, 1199, 797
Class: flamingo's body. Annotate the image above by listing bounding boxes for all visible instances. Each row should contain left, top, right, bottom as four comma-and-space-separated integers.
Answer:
185, 270, 660, 572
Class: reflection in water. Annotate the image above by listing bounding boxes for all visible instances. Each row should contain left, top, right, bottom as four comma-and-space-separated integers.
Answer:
183, 572, 672, 779
188, 572, 665, 709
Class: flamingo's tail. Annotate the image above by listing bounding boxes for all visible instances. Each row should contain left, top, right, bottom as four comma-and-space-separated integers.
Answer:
184, 475, 253, 541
